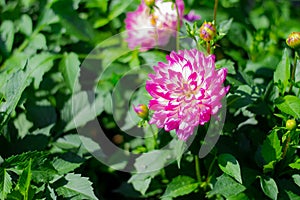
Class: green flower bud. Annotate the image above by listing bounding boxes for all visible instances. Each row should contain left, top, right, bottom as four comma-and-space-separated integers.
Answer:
144, 0, 155, 7
199, 21, 216, 42
286, 32, 300, 49
286, 119, 297, 130
133, 104, 149, 120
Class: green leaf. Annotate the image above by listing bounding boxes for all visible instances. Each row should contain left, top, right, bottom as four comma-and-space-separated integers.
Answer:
289, 159, 300, 170
94, 0, 131, 27
274, 48, 290, 94
218, 18, 233, 39
28, 53, 56, 89
218, 153, 242, 184
17, 159, 32, 197
260, 176, 278, 200
134, 150, 171, 173
18, 14, 32, 36
52, 0, 95, 42
59, 52, 80, 92
0, 20, 14, 53
161, 176, 199, 199
208, 174, 246, 199
13, 113, 33, 138
292, 174, 300, 187
215, 59, 236, 75
52, 153, 84, 175
61, 92, 95, 132
25, 33, 47, 53
128, 174, 152, 195
55, 173, 97, 200
139, 51, 167, 65
0, 67, 31, 128
276, 95, 300, 119
0, 169, 13, 200
261, 129, 282, 168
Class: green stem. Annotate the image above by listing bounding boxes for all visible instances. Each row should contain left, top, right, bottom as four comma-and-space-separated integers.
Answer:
175, 1, 180, 51
289, 51, 299, 93
213, 0, 219, 23
149, 124, 158, 149
194, 155, 202, 183
206, 155, 217, 184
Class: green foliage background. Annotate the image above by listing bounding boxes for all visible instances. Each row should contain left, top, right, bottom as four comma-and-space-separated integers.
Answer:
0, 0, 300, 199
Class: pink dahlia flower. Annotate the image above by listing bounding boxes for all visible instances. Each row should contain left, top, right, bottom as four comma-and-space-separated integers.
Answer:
145, 49, 229, 141
125, 0, 184, 52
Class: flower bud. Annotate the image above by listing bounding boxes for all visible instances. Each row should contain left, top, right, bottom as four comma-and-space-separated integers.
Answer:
286, 119, 297, 130
286, 32, 300, 49
144, 0, 155, 7
134, 104, 149, 120
199, 21, 216, 42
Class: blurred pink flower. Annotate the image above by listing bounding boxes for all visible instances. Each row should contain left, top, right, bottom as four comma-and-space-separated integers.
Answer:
125, 0, 184, 52
145, 49, 229, 140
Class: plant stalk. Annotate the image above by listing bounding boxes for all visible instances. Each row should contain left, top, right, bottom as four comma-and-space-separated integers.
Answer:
289, 51, 299, 93
195, 155, 202, 183
175, 1, 180, 51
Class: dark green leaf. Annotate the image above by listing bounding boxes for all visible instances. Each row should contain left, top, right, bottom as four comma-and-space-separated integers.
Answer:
161, 176, 199, 198
261, 129, 282, 167
59, 52, 80, 92
52, 0, 95, 42
274, 48, 290, 94
260, 176, 278, 200
218, 153, 242, 183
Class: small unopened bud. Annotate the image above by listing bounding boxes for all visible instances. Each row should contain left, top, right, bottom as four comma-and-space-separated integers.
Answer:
286, 32, 300, 49
199, 21, 216, 42
144, 0, 155, 7
286, 119, 297, 130
134, 104, 149, 120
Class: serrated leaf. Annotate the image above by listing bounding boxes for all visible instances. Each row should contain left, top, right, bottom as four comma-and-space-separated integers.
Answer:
161, 176, 199, 199
55, 173, 97, 200
218, 153, 242, 184
52, 153, 84, 175
276, 95, 300, 119
261, 130, 282, 167
2, 151, 47, 169
0, 169, 13, 200
208, 174, 246, 199
17, 159, 32, 197
59, 52, 80, 92
0, 67, 31, 128
274, 48, 290, 94
260, 176, 278, 200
